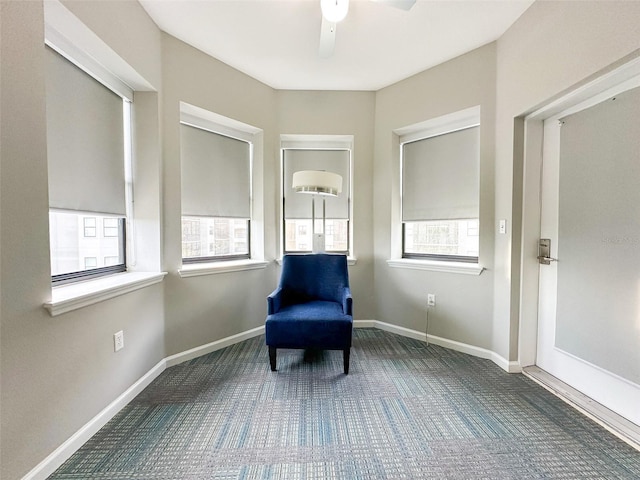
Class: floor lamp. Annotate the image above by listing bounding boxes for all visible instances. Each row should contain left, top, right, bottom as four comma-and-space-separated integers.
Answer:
292, 170, 343, 253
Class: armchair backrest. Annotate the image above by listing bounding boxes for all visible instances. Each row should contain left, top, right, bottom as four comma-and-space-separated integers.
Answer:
279, 254, 350, 305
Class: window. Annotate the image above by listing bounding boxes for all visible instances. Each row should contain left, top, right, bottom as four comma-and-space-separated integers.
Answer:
282, 137, 352, 255
104, 256, 120, 267
84, 257, 97, 269
103, 218, 120, 237
180, 118, 251, 263
400, 110, 480, 263
181, 217, 249, 260
83, 217, 96, 237
403, 219, 479, 258
50, 211, 126, 278
45, 46, 129, 284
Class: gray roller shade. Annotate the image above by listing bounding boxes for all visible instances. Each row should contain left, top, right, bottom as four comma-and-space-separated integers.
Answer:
284, 149, 350, 219
180, 124, 251, 219
402, 126, 479, 221
45, 46, 126, 215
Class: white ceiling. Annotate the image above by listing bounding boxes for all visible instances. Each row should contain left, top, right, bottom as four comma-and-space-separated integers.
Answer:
140, 0, 534, 91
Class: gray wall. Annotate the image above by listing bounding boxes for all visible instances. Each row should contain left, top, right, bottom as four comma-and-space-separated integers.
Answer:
2, 0, 640, 478
0, 1, 165, 479
161, 34, 279, 356
373, 44, 497, 349
160, 42, 378, 356
494, 0, 640, 361
276, 90, 376, 319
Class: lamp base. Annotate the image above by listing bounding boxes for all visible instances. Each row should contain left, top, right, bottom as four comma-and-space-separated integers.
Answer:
312, 233, 325, 253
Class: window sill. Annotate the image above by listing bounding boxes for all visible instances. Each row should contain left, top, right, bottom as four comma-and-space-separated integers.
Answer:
44, 271, 167, 317
387, 258, 484, 275
275, 256, 357, 266
178, 259, 269, 278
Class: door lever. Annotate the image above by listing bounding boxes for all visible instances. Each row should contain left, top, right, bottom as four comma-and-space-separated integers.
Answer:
537, 255, 558, 265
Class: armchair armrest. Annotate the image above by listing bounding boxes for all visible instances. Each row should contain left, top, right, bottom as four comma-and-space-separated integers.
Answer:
342, 287, 353, 316
267, 287, 283, 315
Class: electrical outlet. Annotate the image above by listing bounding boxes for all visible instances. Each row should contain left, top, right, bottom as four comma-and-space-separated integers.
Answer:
427, 294, 436, 307
114, 330, 124, 352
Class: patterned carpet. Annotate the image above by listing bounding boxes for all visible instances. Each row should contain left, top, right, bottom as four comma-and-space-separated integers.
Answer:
49, 329, 640, 479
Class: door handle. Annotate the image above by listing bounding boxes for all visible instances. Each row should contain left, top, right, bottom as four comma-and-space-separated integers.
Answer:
537, 255, 558, 265
538, 239, 558, 265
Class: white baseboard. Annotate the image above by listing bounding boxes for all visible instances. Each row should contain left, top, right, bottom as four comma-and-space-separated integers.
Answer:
23, 359, 166, 480
165, 326, 265, 367
26, 321, 516, 479
355, 320, 521, 373
357, 319, 426, 341
352, 319, 378, 329
491, 352, 522, 373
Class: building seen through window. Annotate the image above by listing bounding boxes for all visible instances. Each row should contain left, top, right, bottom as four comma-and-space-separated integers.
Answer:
284, 219, 348, 252
182, 217, 249, 260
50, 212, 124, 276
404, 219, 479, 257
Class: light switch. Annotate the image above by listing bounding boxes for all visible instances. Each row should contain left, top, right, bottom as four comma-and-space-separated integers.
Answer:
499, 219, 507, 234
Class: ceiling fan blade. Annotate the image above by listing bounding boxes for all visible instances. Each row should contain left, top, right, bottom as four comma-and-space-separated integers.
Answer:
372, 0, 416, 11
319, 16, 336, 58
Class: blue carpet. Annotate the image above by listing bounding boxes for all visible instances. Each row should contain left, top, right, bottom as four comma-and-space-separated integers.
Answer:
49, 329, 640, 479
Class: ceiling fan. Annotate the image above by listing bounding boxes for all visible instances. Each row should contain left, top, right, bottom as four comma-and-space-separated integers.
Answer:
319, 0, 416, 57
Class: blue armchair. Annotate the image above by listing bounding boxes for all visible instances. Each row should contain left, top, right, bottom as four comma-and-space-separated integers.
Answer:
265, 254, 353, 374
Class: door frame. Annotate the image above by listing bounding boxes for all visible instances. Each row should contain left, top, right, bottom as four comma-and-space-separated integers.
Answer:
518, 55, 640, 369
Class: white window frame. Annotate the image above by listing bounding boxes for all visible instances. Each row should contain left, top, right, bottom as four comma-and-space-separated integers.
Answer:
388, 106, 484, 275
280, 134, 355, 261
178, 102, 267, 278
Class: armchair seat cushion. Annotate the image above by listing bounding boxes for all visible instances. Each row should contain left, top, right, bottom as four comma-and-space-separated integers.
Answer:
266, 301, 352, 350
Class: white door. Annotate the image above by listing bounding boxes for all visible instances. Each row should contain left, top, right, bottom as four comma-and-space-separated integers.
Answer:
536, 79, 640, 426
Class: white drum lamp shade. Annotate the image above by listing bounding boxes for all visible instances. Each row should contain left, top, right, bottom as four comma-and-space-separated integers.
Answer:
292, 170, 342, 197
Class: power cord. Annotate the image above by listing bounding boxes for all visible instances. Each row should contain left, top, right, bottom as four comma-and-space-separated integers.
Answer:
425, 305, 430, 346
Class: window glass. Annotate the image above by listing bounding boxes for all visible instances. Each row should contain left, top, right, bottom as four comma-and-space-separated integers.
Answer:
182, 216, 249, 261
50, 212, 125, 277
83, 217, 96, 237
284, 219, 348, 252
84, 257, 97, 269
103, 218, 119, 237
404, 220, 479, 258
104, 256, 120, 266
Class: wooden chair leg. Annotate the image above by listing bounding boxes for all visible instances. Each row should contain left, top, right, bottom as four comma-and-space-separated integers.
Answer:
343, 348, 350, 375
269, 346, 277, 371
